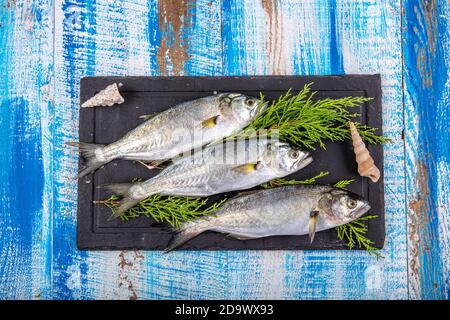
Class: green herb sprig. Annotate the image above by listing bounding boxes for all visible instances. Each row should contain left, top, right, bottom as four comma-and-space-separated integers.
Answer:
336, 216, 383, 258
261, 171, 329, 188
236, 84, 389, 149
97, 195, 226, 228
333, 179, 355, 190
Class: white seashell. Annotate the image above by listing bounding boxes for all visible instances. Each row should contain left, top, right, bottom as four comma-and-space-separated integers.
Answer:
349, 122, 381, 183
81, 82, 124, 108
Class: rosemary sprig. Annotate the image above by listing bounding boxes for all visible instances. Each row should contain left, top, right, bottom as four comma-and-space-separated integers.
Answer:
236, 84, 389, 149
99, 195, 226, 228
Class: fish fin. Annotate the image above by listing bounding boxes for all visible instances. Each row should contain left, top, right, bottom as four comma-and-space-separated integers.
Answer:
227, 234, 255, 240
309, 210, 319, 244
107, 196, 142, 221
66, 141, 108, 179
102, 183, 135, 196
101, 182, 146, 220
139, 114, 156, 121
201, 115, 219, 129
232, 162, 259, 174
164, 227, 205, 253
204, 138, 225, 148
136, 160, 166, 170
231, 189, 260, 199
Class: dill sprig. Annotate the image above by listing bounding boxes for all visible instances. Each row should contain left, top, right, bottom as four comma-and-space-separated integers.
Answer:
99, 195, 226, 228
237, 84, 389, 149
336, 215, 383, 258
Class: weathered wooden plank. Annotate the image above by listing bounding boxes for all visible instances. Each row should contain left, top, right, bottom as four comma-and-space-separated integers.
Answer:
0, 0, 53, 299
78, 0, 155, 300
53, 0, 160, 300
53, 0, 98, 299
403, 0, 449, 300
335, 0, 408, 300
222, 0, 408, 299
53, 0, 225, 299
147, 0, 227, 300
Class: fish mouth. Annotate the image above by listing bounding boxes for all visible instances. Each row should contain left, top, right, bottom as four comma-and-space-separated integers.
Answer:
295, 153, 313, 170
251, 100, 269, 117
353, 202, 371, 218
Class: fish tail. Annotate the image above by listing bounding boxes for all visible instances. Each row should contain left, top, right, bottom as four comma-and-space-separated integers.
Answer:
103, 183, 135, 196
66, 141, 109, 178
164, 222, 208, 253
101, 183, 145, 220
107, 196, 142, 221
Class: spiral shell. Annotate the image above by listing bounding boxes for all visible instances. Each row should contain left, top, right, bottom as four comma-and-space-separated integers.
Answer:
349, 122, 380, 183
81, 82, 124, 108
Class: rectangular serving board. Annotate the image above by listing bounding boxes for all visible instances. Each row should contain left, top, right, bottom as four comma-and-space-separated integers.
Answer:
77, 75, 384, 250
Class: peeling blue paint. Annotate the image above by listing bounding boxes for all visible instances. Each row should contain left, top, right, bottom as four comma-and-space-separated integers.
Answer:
0, 97, 44, 298
403, 0, 449, 300
328, 0, 344, 75
53, 0, 97, 299
147, 0, 160, 75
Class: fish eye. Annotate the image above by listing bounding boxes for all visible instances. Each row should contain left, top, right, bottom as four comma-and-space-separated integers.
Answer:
347, 199, 357, 209
245, 99, 255, 107
289, 150, 299, 159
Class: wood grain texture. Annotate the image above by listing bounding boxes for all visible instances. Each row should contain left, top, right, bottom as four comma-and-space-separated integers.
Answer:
147, 0, 227, 300
0, 0, 53, 299
403, 0, 449, 300
0, 0, 448, 299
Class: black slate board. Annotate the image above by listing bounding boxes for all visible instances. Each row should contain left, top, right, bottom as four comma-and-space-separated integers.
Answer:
76, 75, 384, 251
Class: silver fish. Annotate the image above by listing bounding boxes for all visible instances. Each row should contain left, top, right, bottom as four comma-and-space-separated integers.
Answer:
165, 185, 370, 252
68, 93, 267, 178
106, 138, 312, 219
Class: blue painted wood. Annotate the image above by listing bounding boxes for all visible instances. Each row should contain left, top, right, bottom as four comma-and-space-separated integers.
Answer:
52, 0, 97, 299
0, 0, 448, 299
0, 0, 53, 299
403, 0, 450, 300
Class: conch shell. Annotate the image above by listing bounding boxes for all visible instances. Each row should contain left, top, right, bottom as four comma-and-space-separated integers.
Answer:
349, 122, 380, 183
81, 82, 124, 108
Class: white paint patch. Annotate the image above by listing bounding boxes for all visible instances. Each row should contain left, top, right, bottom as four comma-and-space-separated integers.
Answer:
365, 265, 383, 290
123, 1, 152, 75
66, 265, 82, 291
92, 1, 127, 75
258, 251, 286, 299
